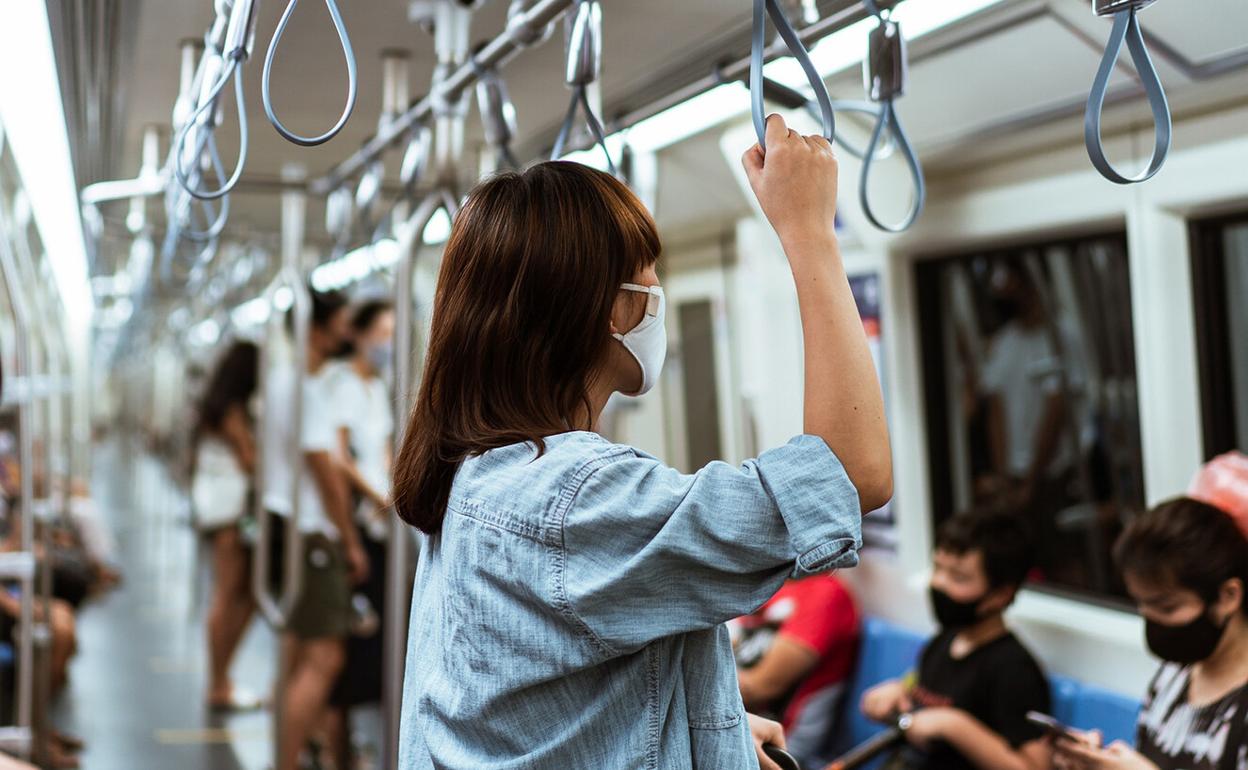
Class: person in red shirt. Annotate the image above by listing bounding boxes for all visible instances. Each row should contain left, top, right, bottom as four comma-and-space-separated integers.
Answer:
733, 574, 861, 768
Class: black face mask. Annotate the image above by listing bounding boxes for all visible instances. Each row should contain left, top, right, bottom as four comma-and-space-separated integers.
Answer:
930, 586, 985, 630
332, 340, 356, 358
1144, 607, 1230, 665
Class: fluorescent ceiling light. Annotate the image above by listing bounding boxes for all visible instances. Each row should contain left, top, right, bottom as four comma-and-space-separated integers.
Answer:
422, 210, 452, 245
231, 297, 272, 329
311, 238, 401, 292
0, 0, 94, 336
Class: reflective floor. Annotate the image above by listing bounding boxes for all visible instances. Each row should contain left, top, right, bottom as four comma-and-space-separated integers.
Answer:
43, 437, 393, 769
50, 438, 274, 769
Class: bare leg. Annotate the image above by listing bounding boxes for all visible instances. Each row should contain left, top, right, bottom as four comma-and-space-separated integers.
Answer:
206, 528, 255, 703
320, 705, 350, 770
278, 637, 344, 770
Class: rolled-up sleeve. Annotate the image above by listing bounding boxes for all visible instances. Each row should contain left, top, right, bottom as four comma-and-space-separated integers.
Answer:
560, 435, 862, 654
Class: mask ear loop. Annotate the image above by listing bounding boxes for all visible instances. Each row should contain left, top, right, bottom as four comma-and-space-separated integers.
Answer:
749, 0, 835, 151
1084, 4, 1171, 184
262, 0, 359, 147
858, 0, 926, 233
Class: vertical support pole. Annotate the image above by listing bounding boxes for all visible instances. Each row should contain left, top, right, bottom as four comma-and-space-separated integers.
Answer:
381, 4, 471, 767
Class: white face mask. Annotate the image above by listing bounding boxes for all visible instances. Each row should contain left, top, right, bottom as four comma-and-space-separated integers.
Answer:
613, 283, 667, 396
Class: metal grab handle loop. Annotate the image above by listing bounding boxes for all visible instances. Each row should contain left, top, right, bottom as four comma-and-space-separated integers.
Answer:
858, 100, 925, 232
750, 0, 836, 151
1084, 6, 1171, 184
262, 0, 359, 146
858, 5, 925, 232
173, 57, 250, 200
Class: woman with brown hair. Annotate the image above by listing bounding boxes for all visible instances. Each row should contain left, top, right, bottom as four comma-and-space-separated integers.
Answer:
394, 114, 892, 769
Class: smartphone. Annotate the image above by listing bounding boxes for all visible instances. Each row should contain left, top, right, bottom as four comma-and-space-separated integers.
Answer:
763, 744, 803, 770
1026, 711, 1082, 742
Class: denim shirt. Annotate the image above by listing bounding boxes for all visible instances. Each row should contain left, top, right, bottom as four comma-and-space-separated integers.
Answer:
398, 432, 862, 769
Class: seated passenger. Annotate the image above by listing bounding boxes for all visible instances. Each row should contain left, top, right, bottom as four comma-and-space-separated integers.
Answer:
733, 573, 859, 768
859, 509, 1050, 770
1054, 494, 1248, 770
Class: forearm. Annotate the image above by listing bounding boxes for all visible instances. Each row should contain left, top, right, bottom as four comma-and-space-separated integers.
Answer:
788, 235, 892, 511
939, 711, 1037, 770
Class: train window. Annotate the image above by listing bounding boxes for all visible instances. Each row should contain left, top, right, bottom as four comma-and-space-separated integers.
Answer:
1191, 214, 1248, 457
916, 231, 1145, 602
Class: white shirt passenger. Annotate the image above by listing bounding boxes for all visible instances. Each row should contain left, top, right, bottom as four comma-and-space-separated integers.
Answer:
325, 361, 393, 521
980, 320, 1087, 478
261, 362, 341, 539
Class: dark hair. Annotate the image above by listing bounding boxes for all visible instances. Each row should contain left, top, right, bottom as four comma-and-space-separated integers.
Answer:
195, 341, 259, 438
393, 162, 661, 533
935, 508, 1036, 590
287, 286, 349, 335
1114, 497, 1248, 616
351, 299, 393, 333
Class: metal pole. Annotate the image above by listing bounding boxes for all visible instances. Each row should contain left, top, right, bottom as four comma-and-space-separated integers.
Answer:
250, 164, 310, 770
0, 211, 36, 759
381, 5, 471, 767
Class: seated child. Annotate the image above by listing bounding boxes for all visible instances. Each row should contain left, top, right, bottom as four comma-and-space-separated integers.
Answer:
859, 509, 1051, 770
733, 573, 860, 768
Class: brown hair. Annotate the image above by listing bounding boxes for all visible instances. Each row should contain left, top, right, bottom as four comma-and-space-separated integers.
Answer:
393, 162, 661, 533
1114, 496, 1248, 617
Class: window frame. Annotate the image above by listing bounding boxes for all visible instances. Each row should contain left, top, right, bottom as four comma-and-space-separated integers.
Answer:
1189, 212, 1248, 460
914, 227, 1141, 608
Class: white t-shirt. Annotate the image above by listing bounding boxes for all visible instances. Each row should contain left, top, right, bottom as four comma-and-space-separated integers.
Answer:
261, 363, 341, 539
325, 362, 394, 514
980, 321, 1086, 478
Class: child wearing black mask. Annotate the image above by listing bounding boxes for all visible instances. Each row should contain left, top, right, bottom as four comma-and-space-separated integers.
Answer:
1055, 496, 1248, 770
859, 509, 1051, 770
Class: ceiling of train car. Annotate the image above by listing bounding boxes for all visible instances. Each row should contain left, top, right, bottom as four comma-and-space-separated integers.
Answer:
51, 0, 1248, 278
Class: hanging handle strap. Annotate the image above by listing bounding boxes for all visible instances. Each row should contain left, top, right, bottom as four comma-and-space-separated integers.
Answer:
472, 48, 521, 170
173, 0, 257, 201
749, 0, 835, 151
1084, 3, 1171, 185
551, 0, 617, 175
858, 3, 926, 232
262, 0, 359, 147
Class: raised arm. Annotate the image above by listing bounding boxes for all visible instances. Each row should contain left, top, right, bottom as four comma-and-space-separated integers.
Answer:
742, 114, 892, 512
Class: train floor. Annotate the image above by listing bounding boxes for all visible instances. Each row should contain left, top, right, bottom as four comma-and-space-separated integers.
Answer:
49, 438, 383, 770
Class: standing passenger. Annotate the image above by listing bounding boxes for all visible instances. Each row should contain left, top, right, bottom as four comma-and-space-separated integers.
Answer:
324, 299, 397, 767
192, 340, 262, 711
393, 115, 893, 769
261, 288, 369, 770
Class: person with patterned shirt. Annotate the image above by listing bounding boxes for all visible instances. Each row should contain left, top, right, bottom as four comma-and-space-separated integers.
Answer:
1055, 487, 1248, 770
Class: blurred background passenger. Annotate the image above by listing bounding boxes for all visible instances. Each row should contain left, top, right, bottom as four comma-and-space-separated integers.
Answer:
1054, 493, 1248, 770
191, 339, 261, 711
733, 572, 860, 769
323, 299, 396, 768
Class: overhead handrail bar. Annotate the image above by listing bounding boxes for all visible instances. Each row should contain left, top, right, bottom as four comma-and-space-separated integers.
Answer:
858, 0, 925, 232
262, 0, 359, 146
1085, 0, 1170, 184
311, 0, 572, 195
